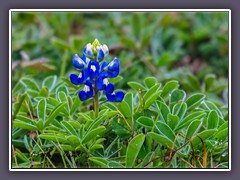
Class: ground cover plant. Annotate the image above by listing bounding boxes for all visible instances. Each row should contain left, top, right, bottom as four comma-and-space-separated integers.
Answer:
11, 11, 229, 169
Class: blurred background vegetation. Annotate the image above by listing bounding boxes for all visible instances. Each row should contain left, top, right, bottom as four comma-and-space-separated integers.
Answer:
11, 11, 229, 105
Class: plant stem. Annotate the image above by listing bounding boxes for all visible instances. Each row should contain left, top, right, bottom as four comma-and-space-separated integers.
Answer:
94, 80, 99, 118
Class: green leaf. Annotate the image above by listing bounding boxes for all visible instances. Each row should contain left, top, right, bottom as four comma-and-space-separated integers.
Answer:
156, 122, 176, 142
214, 128, 228, 141
137, 116, 154, 130
42, 75, 57, 92
148, 132, 174, 148
116, 100, 132, 119
124, 92, 134, 115
12, 128, 26, 139
20, 78, 39, 91
13, 94, 27, 119
13, 121, 37, 131
112, 119, 132, 138
144, 77, 157, 88
144, 83, 161, 102
187, 74, 201, 91
172, 102, 187, 120
82, 126, 105, 144
15, 115, 34, 124
48, 97, 60, 106
204, 74, 216, 91
158, 51, 177, 67
39, 134, 68, 144
192, 129, 217, 147
60, 145, 75, 151
57, 91, 70, 113
141, 152, 154, 168
158, 102, 170, 123
170, 89, 186, 104
127, 81, 146, 91
68, 120, 81, 129
204, 101, 223, 119
175, 111, 206, 131
51, 37, 71, 50
79, 112, 93, 122
218, 122, 228, 131
141, 34, 151, 48
89, 144, 104, 151
132, 13, 141, 39
108, 161, 124, 168
55, 85, 69, 96
37, 99, 46, 122
89, 157, 108, 168
39, 87, 49, 97
61, 121, 78, 136
108, 76, 123, 84
15, 149, 29, 162
86, 114, 107, 133
207, 110, 219, 129
185, 120, 202, 140
45, 102, 67, 127
120, 37, 135, 48
144, 91, 162, 109
66, 135, 80, 147
71, 36, 84, 52
35, 120, 44, 130
126, 134, 145, 168
186, 93, 205, 111
161, 80, 179, 98
23, 135, 32, 152
12, 82, 24, 95
167, 114, 179, 130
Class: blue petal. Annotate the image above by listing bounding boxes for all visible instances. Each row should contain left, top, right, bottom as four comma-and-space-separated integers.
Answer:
107, 68, 119, 78
88, 60, 100, 79
115, 91, 125, 102
82, 69, 89, 82
78, 91, 88, 101
107, 57, 120, 78
83, 43, 94, 58
85, 81, 94, 98
70, 74, 79, 85
101, 61, 109, 71
106, 93, 115, 102
102, 44, 109, 56
97, 48, 105, 61
72, 54, 85, 69
97, 73, 106, 90
81, 54, 90, 64
87, 87, 93, 98
106, 83, 114, 94
108, 57, 120, 71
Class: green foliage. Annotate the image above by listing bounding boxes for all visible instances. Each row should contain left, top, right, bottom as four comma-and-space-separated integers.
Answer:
11, 11, 228, 169
12, 75, 228, 168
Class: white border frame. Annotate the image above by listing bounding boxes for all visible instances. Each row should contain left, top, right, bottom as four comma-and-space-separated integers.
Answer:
9, 9, 231, 171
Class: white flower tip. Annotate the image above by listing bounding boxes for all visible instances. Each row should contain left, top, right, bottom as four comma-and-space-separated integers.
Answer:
90, 65, 96, 72
102, 44, 109, 54
84, 85, 90, 92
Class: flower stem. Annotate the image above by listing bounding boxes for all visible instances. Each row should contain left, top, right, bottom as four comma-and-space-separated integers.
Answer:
94, 80, 99, 118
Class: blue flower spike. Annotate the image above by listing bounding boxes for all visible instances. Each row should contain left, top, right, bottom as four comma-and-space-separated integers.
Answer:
70, 38, 125, 110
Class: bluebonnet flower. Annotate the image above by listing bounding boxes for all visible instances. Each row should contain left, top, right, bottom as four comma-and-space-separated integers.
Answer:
70, 39, 125, 103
